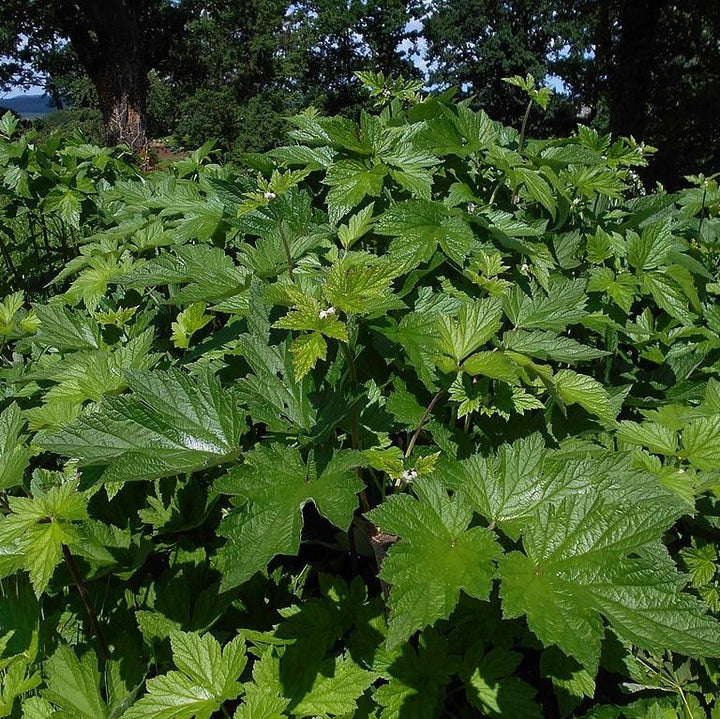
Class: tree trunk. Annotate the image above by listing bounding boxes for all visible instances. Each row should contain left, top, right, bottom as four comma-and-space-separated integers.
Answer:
92, 56, 148, 149
56, 0, 150, 149
608, 0, 667, 140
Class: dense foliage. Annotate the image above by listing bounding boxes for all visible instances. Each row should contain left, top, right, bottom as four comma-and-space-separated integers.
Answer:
1, 74, 720, 718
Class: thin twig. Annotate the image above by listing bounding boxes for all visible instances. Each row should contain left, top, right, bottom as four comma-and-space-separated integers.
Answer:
405, 390, 444, 458
62, 544, 109, 660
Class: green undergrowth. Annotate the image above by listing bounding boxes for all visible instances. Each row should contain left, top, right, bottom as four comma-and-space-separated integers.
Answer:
1, 72, 720, 718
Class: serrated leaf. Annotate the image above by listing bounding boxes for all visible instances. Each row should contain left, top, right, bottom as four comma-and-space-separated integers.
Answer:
32, 304, 100, 351
216, 446, 364, 589
323, 253, 399, 316
290, 332, 327, 380
337, 203, 375, 249
0, 404, 32, 490
681, 416, 720, 470
504, 278, 587, 331
42, 645, 109, 718
553, 370, 615, 423
500, 494, 720, 671
512, 167, 556, 218
290, 654, 375, 717
503, 330, 608, 363
372, 630, 455, 719
323, 160, 386, 225
617, 421, 678, 455
461, 351, 520, 383
436, 297, 503, 366
40, 369, 245, 483
462, 647, 541, 718
367, 478, 501, 647
125, 633, 246, 719
376, 200, 474, 268
171, 303, 213, 349
0, 481, 87, 596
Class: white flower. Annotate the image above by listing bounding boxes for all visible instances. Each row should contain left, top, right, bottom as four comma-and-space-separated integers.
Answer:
263, 190, 276, 200
318, 306, 336, 320
382, 89, 392, 98
400, 469, 418, 483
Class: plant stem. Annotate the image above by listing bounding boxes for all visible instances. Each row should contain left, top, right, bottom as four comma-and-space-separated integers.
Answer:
62, 544, 109, 660
278, 221, 295, 282
518, 99, 533, 153
0, 231, 16, 281
405, 389, 443, 458
220, 705, 232, 719
698, 186, 708, 239
340, 341, 361, 450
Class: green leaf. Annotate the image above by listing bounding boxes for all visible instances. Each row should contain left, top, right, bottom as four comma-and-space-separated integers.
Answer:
40, 369, 245, 483
216, 446, 364, 589
234, 333, 315, 433
681, 416, 720, 470
461, 647, 541, 718
323, 253, 400, 316
587, 268, 638, 314
503, 330, 608, 363
372, 630, 455, 719
626, 221, 679, 271
337, 203, 375, 249
44, 188, 83, 229
323, 160, 386, 225
436, 297, 503, 367
42, 645, 109, 718
504, 278, 587, 332
367, 478, 501, 647
32, 304, 100, 351
273, 294, 349, 342
0, 481, 87, 596
512, 167, 556, 218
376, 200, 474, 268
617, 421, 678, 455
125, 632, 246, 719
290, 332, 327, 380
462, 351, 521, 383
234, 652, 288, 719
171, 303, 213, 349
290, 654, 375, 717
500, 494, 720, 671
553, 370, 616, 423
0, 404, 32, 490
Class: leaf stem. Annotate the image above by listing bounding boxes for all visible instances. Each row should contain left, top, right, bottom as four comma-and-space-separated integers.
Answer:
518, 99, 534, 153
340, 341, 361, 450
62, 544, 109, 660
405, 389, 444, 458
698, 185, 708, 239
278, 221, 295, 282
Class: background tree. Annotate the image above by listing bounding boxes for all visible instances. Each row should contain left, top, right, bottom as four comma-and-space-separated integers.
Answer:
0, 0, 187, 148
150, 0, 290, 154
422, 0, 577, 134
283, 0, 421, 117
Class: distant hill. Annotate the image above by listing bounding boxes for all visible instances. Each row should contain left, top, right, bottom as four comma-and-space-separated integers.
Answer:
0, 94, 54, 118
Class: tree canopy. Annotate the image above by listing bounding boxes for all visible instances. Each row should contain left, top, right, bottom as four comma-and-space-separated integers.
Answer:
1, 0, 718, 186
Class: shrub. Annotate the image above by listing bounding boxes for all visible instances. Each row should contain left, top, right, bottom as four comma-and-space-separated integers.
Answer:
1, 73, 719, 718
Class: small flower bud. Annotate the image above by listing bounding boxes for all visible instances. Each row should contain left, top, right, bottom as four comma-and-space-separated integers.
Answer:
263, 191, 276, 200
318, 306, 336, 320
